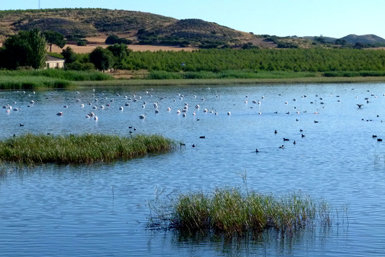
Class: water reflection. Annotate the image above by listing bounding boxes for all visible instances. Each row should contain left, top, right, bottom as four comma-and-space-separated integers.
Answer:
0, 83, 385, 256
146, 225, 339, 257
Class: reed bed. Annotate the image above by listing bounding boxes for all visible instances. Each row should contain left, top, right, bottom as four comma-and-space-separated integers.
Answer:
0, 134, 174, 164
0, 69, 113, 81
151, 188, 331, 236
0, 69, 113, 89
0, 76, 71, 89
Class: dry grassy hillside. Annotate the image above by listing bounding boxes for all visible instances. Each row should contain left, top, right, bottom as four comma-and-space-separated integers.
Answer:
0, 8, 265, 48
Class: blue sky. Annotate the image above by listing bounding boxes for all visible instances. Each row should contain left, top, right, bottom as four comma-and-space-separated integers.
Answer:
1, 0, 385, 38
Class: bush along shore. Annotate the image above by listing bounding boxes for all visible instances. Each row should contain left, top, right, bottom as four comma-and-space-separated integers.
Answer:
0, 134, 174, 165
150, 188, 332, 237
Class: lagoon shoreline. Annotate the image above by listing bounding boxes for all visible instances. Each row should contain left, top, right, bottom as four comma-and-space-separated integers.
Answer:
76, 76, 385, 87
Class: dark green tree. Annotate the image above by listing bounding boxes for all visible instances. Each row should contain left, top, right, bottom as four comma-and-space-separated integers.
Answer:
3, 29, 47, 69
61, 47, 77, 64
43, 30, 66, 52
105, 34, 120, 44
107, 43, 131, 68
0, 47, 5, 68
89, 47, 114, 71
105, 34, 132, 45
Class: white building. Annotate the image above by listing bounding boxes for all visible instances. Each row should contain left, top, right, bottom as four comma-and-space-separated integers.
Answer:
45, 56, 65, 69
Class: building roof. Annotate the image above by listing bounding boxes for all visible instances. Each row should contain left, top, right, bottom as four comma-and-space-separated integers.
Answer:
46, 55, 65, 62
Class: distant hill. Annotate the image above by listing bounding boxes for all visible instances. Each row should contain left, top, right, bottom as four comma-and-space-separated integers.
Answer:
0, 8, 260, 48
1, 8, 385, 49
305, 34, 385, 47
340, 34, 385, 46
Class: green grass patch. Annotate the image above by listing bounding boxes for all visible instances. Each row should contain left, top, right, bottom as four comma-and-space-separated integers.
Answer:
147, 70, 318, 80
0, 69, 114, 89
150, 188, 331, 236
0, 134, 174, 165
0, 76, 72, 89
0, 69, 113, 81
323, 70, 385, 77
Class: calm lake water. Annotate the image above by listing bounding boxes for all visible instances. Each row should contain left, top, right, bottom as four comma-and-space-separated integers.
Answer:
1, 83, 385, 256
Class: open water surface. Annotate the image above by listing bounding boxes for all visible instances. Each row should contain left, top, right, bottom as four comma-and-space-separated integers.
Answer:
0, 83, 385, 256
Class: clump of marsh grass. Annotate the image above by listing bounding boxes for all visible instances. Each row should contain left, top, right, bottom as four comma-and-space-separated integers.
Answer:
0, 134, 174, 165
150, 188, 331, 236
0, 76, 72, 89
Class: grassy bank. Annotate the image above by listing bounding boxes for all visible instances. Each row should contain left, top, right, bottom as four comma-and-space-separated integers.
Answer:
0, 76, 72, 89
0, 69, 113, 81
0, 134, 174, 164
77, 75, 385, 87
2, 69, 385, 90
0, 69, 113, 89
147, 70, 317, 80
151, 189, 331, 236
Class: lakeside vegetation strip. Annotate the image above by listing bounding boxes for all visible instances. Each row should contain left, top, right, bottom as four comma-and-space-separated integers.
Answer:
0, 134, 174, 164
77, 76, 385, 87
0, 70, 114, 89
150, 188, 331, 236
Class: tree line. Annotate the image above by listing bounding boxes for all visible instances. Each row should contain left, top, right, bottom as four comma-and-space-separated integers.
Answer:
0, 29, 129, 71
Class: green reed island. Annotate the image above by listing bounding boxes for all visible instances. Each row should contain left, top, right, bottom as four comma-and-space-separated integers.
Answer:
150, 188, 331, 236
0, 134, 174, 164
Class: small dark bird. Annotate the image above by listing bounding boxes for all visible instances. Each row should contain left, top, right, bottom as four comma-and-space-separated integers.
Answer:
274, 130, 278, 134
192, 144, 196, 148
301, 134, 305, 138
19, 123, 24, 127
200, 136, 206, 139
377, 138, 383, 142
299, 129, 303, 132
373, 135, 378, 138
293, 140, 296, 145
357, 104, 363, 109
279, 145, 285, 149
314, 120, 319, 123
255, 148, 259, 153
283, 138, 290, 141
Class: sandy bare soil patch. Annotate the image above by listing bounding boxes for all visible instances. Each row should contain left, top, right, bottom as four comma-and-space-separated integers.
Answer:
85, 37, 108, 44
